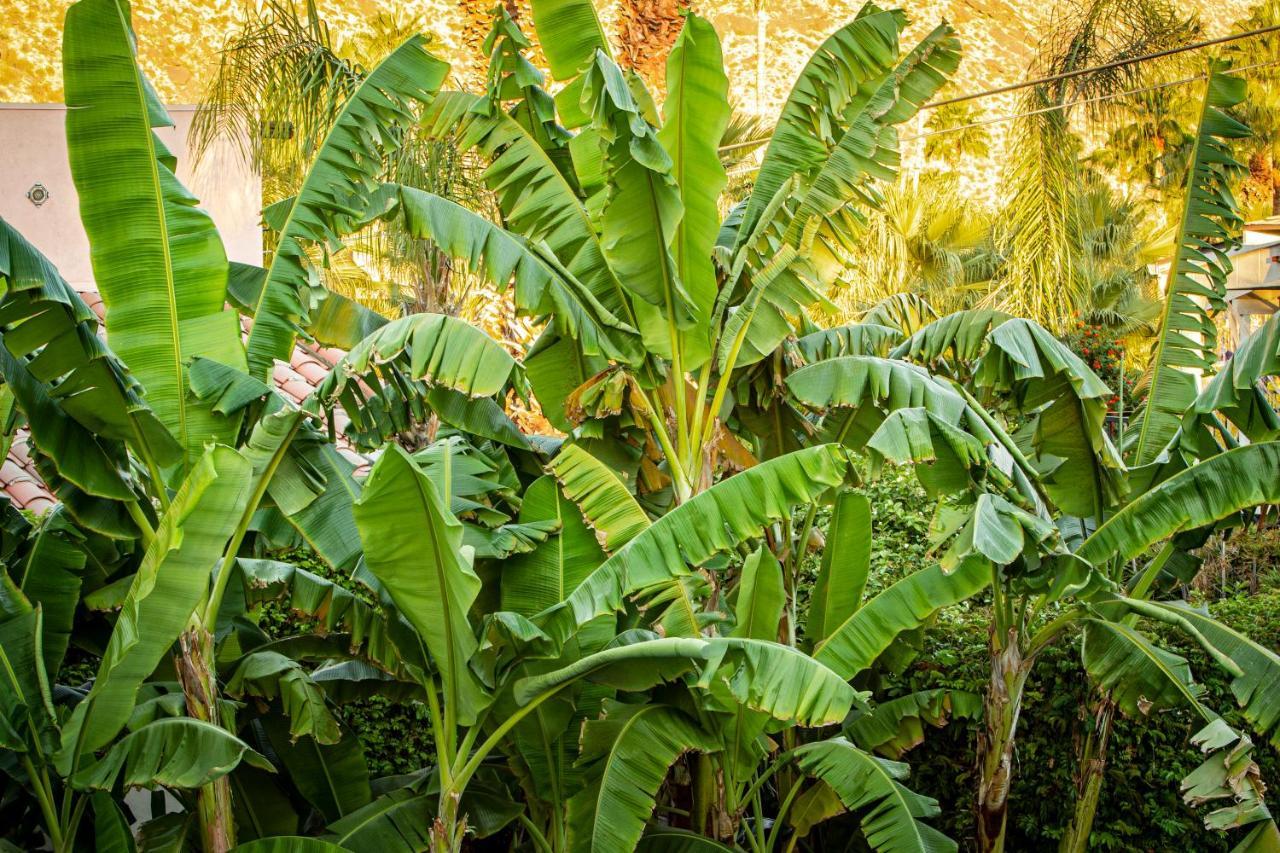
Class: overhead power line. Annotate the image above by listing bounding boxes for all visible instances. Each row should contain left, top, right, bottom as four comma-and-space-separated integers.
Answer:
925, 23, 1280, 110
899, 57, 1280, 144
717, 23, 1280, 154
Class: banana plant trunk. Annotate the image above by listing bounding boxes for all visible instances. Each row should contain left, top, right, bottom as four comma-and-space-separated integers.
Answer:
177, 628, 235, 852
431, 792, 466, 853
977, 628, 1031, 853
1060, 695, 1117, 853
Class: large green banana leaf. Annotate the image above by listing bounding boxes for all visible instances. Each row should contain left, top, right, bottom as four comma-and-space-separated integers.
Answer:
235, 560, 399, 666
1145, 601, 1280, 747
538, 444, 851, 644
0, 218, 178, 502
395, 187, 638, 362
799, 323, 904, 361
792, 737, 955, 853
1080, 620, 1205, 716
807, 491, 872, 646
0, 593, 56, 758
502, 475, 607, 616
529, 0, 611, 81
1181, 719, 1280, 849
226, 262, 388, 351
354, 446, 491, 724
225, 651, 342, 744
1077, 442, 1280, 565
1192, 311, 1280, 441
891, 309, 1013, 365
70, 718, 271, 791
788, 23, 960, 284
63, 0, 243, 465
731, 546, 785, 640
515, 636, 856, 726
736, 5, 905, 242
15, 507, 86, 676
261, 714, 372, 823
56, 445, 252, 770
311, 312, 516, 449
567, 702, 718, 853
420, 93, 641, 356
546, 444, 650, 552
1129, 69, 1249, 465
845, 689, 982, 759
658, 12, 730, 370
584, 53, 695, 354
813, 559, 990, 680
245, 36, 448, 378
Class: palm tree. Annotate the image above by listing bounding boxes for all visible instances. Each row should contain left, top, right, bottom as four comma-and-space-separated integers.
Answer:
839, 173, 994, 316
1225, 0, 1280, 216
995, 0, 1199, 331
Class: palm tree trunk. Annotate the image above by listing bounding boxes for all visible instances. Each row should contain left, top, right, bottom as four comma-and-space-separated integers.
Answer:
177, 628, 235, 852
1060, 694, 1117, 853
976, 628, 1031, 853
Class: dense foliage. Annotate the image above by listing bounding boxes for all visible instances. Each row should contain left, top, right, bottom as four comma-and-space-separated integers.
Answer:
2, 2, 1280, 853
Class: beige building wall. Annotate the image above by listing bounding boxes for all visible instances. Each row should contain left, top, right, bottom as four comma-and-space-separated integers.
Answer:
0, 104, 262, 288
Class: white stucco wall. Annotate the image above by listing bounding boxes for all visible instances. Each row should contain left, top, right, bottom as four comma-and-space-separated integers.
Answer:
0, 103, 262, 288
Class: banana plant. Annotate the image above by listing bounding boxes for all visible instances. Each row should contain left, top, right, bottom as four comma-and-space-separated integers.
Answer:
852, 299, 1280, 852
0, 0, 456, 847
359, 1, 963, 507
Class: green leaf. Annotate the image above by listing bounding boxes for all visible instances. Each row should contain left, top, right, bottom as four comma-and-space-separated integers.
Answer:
63, 0, 243, 464
232, 839, 348, 852
1078, 443, 1280, 565
1081, 620, 1204, 716
420, 93, 641, 359
813, 560, 989, 681
502, 475, 605, 617
636, 828, 739, 851
808, 491, 871, 646
263, 714, 372, 823
0, 217, 178, 502
354, 445, 491, 724
226, 651, 342, 744
515, 636, 857, 727
226, 262, 388, 352
58, 445, 253, 769
792, 737, 955, 853
583, 53, 694, 351
567, 702, 719, 853
313, 312, 516, 449
731, 546, 784, 641
529, 0, 611, 81
737, 6, 905, 239
1146, 601, 1280, 747
658, 12, 730, 369
547, 443, 650, 552
17, 507, 87, 676
538, 444, 850, 645
1129, 70, 1249, 465
325, 787, 433, 851
71, 718, 272, 791
787, 23, 960, 283
245, 36, 448, 378
798, 323, 904, 361
1192, 310, 1280, 441
92, 793, 138, 853
1181, 719, 1279, 846
845, 689, 981, 759
397, 187, 638, 364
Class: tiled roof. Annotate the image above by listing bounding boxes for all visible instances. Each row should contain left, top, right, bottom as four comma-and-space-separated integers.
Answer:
4, 285, 369, 514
